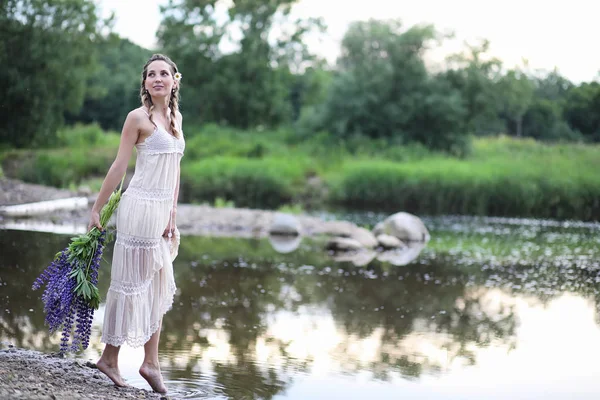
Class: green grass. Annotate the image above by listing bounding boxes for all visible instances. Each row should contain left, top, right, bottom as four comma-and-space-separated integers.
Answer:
183, 123, 293, 160
55, 123, 121, 148
181, 156, 308, 209
2, 124, 599, 221
2, 147, 123, 188
329, 136, 600, 220
1, 124, 125, 188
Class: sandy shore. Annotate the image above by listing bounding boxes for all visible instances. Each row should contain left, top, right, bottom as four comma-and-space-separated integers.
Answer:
0, 346, 166, 400
0, 178, 81, 207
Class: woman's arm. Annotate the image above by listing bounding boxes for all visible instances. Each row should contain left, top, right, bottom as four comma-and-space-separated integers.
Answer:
172, 111, 183, 208
173, 164, 180, 207
164, 112, 183, 237
167, 163, 180, 236
88, 111, 140, 230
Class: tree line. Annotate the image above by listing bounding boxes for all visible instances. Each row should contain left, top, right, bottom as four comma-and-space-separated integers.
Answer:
2, 0, 599, 154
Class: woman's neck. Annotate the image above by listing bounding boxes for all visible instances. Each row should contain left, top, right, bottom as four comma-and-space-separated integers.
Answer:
152, 104, 169, 116
150, 98, 170, 117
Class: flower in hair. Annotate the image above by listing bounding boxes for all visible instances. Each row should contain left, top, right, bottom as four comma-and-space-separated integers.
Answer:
174, 72, 182, 82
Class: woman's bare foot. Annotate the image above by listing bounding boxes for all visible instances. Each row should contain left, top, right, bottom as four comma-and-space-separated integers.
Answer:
96, 358, 127, 387
139, 362, 167, 394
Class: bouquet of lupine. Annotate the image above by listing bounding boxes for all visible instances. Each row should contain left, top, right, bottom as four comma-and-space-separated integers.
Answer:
32, 178, 124, 354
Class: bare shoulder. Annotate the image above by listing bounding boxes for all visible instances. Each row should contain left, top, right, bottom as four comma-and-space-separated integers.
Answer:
125, 108, 154, 140
127, 108, 149, 125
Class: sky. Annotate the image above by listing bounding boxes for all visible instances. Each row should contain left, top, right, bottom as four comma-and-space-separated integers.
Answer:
97, 0, 600, 83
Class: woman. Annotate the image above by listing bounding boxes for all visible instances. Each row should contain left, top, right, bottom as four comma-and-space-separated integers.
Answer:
87, 53, 185, 394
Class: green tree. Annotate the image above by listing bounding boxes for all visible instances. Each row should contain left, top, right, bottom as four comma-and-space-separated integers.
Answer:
497, 67, 535, 137
520, 70, 578, 141
522, 98, 579, 141
157, 0, 324, 129
0, 0, 103, 148
310, 19, 469, 154
442, 39, 503, 135
289, 64, 332, 122
532, 68, 574, 102
563, 81, 600, 141
65, 34, 152, 132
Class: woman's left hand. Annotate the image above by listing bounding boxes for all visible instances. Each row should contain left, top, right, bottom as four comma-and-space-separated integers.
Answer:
163, 208, 177, 238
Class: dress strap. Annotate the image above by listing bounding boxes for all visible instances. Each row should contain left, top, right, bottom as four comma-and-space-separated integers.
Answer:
139, 107, 181, 134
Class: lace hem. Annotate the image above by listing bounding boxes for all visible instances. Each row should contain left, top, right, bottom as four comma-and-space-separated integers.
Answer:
101, 320, 162, 348
108, 278, 152, 296
101, 279, 176, 348
115, 232, 161, 249
124, 186, 173, 201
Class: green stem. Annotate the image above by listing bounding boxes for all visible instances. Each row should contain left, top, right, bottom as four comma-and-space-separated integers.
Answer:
99, 174, 126, 227
84, 239, 98, 282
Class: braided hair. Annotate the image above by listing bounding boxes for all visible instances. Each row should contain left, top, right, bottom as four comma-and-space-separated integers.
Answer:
140, 54, 181, 138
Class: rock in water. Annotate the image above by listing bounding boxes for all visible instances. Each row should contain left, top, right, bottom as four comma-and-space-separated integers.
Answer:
376, 242, 427, 266
351, 227, 378, 248
376, 234, 405, 249
325, 237, 364, 252
373, 212, 430, 242
268, 212, 302, 236
268, 233, 302, 254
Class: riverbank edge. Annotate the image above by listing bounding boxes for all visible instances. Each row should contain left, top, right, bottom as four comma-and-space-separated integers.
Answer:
0, 345, 166, 400
0, 177, 369, 239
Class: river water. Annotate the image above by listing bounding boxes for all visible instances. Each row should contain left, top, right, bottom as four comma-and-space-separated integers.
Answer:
2, 214, 600, 399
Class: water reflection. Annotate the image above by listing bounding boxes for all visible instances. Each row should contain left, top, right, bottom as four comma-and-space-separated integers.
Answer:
268, 233, 302, 254
3, 216, 600, 399
375, 241, 427, 266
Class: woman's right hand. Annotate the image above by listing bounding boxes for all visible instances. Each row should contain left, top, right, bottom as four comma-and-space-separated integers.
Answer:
88, 210, 102, 232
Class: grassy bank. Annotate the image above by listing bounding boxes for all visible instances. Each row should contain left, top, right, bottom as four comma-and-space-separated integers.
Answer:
329, 137, 600, 220
2, 124, 599, 221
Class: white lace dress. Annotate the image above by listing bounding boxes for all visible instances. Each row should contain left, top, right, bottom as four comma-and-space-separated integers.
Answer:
101, 118, 185, 348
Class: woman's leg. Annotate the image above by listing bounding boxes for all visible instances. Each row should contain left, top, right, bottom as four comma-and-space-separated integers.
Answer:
139, 321, 167, 393
97, 344, 127, 387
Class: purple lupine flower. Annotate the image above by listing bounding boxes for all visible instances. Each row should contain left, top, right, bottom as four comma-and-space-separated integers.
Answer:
60, 301, 76, 354
89, 231, 106, 287
78, 231, 106, 350
33, 229, 110, 354
40, 250, 75, 334
71, 232, 105, 351
73, 294, 94, 351
32, 248, 68, 291
33, 178, 123, 355
72, 296, 87, 351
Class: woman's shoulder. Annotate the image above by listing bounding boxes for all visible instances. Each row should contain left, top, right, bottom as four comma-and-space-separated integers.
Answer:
119, 108, 152, 138
122, 108, 150, 126
129, 107, 149, 120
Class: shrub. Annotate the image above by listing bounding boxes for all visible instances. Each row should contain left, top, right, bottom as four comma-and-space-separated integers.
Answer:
56, 123, 120, 148
181, 157, 304, 209
329, 136, 600, 220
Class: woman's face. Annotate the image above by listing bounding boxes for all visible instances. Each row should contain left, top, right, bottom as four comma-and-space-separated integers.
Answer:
145, 60, 176, 98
